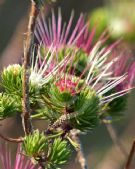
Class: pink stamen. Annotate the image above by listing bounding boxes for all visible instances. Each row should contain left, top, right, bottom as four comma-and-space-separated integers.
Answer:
63, 11, 74, 44
52, 10, 57, 44
57, 9, 62, 44
68, 14, 84, 45
56, 78, 77, 95
84, 25, 96, 53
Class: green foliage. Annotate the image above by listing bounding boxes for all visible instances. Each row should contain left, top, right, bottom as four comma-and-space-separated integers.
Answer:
89, 5, 135, 43
0, 93, 19, 119
23, 130, 47, 158
100, 88, 128, 122
1, 64, 23, 96
101, 94, 128, 122
34, 87, 74, 123
89, 7, 108, 42
57, 48, 89, 77
41, 82, 78, 115
33, 107, 61, 122
1, 64, 43, 111
40, 83, 100, 132
69, 88, 100, 131
58, 47, 90, 77
49, 84, 75, 107
22, 130, 71, 169
108, 94, 128, 113
47, 138, 71, 168
74, 49, 88, 76
39, 46, 89, 78
58, 47, 99, 79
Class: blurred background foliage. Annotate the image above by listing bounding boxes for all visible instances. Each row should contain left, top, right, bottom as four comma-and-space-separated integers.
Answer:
89, 0, 135, 44
0, 0, 135, 169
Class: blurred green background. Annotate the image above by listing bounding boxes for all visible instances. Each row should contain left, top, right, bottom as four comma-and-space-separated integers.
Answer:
0, 0, 135, 169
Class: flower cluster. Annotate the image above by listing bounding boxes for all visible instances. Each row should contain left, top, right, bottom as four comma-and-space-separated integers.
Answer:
34, 10, 135, 123
0, 8, 135, 169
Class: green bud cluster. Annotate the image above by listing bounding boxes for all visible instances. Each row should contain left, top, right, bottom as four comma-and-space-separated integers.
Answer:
23, 130, 71, 169
1, 64, 23, 96
0, 93, 19, 119
69, 88, 99, 131
23, 130, 47, 158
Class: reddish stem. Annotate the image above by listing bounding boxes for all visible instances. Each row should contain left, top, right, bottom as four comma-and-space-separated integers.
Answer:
22, 0, 39, 135
0, 133, 23, 143
125, 140, 135, 169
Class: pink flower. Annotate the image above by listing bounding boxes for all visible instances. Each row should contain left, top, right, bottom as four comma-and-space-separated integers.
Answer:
0, 143, 40, 169
35, 9, 86, 51
56, 78, 77, 95
111, 49, 135, 91
34, 9, 135, 106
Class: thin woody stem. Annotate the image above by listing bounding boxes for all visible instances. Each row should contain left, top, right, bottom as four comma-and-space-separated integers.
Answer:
0, 133, 23, 143
46, 112, 82, 132
125, 139, 135, 169
105, 123, 127, 158
70, 130, 88, 169
22, 0, 39, 135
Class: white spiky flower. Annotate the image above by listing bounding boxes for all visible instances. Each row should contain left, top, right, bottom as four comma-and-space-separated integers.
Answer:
84, 41, 131, 104
29, 44, 72, 88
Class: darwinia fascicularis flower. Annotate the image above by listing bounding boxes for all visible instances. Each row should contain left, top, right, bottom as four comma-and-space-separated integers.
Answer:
0, 143, 41, 169
0, 7, 135, 169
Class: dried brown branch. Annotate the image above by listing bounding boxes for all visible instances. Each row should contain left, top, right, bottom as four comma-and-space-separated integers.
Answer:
0, 133, 23, 143
105, 123, 127, 158
70, 130, 88, 169
125, 139, 135, 169
22, 0, 39, 135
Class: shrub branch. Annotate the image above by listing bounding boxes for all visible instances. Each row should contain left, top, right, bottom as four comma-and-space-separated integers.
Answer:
0, 133, 23, 143
70, 130, 88, 169
22, 0, 39, 135
125, 139, 135, 169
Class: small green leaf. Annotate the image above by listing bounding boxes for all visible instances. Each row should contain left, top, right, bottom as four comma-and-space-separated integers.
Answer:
22, 130, 47, 158
0, 93, 19, 119
1, 64, 23, 96
47, 138, 71, 168
69, 87, 100, 131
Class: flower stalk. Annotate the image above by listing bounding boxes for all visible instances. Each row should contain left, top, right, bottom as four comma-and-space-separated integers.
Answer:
125, 139, 135, 169
70, 130, 88, 169
105, 123, 127, 158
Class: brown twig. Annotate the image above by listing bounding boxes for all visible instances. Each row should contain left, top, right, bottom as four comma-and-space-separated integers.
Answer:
125, 139, 135, 169
0, 133, 23, 143
22, 0, 39, 135
105, 123, 128, 158
70, 130, 88, 169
